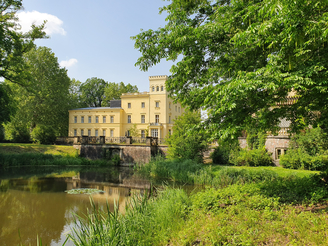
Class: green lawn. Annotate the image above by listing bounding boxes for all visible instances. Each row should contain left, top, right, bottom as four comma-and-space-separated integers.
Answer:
0, 143, 78, 157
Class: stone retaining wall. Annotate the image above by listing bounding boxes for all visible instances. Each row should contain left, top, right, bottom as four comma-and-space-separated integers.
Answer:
238, 136, 290, 165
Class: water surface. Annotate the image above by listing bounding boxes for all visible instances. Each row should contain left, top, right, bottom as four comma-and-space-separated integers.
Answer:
0, 166, 150, 246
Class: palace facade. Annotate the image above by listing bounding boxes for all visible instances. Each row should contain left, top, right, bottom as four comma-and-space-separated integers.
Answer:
68, 75, 185, 139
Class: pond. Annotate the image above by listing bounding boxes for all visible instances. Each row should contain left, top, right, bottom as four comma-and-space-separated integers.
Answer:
0, 166, 151, 246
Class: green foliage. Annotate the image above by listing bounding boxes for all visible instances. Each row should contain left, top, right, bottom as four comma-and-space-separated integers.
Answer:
111, 154, 121, 166
246, 130, 267, 150
0, 153, 111, 167
0, 0, 46, 85
31, 125, 57, 145
4, 123, 31, 143
4, 46, 71, 137
166, 111, 208, 163
136, 156, 203, 183
103, 82, 138, 107
281, 128, 328, 170
129, 123, 140, 137
133, 0, 328, 139
79, 77, 107, 107
229, 148, 274, 167
211, 139, 239, 165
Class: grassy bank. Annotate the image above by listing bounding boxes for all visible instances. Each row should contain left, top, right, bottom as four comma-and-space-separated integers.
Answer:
0, 143, 115, 167
0, 143, 79, 156
66, 158, 328, 245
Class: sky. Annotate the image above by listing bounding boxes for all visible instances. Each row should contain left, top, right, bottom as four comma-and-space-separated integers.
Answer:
18, 0, 175, 92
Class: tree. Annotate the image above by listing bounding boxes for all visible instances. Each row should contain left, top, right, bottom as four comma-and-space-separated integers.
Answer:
79, 77, 107, 107
166, 111, 208, 163
132, 0, 328, 139
103, 82, 138, 107
0, 0, 46, 85
4, 46, 71, 140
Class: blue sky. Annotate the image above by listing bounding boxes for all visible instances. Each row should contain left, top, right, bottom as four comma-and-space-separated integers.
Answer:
18, 0, 175, 92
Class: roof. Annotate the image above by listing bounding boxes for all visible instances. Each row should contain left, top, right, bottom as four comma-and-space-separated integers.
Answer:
69, 107, 121, 111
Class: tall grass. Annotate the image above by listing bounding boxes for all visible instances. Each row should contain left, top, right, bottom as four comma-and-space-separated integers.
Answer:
67, 180, 328, 246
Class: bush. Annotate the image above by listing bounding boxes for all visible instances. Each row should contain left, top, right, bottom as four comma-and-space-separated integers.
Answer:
31, 125, 57, 145
281, 127, 328, 170
229, 148, 274, 167
211, 146, 230, 165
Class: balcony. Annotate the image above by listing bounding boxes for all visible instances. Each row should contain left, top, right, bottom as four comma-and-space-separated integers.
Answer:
149, 122, 162, 126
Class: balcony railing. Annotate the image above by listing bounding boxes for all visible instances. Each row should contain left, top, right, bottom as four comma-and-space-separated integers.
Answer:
149, 122, 162, 126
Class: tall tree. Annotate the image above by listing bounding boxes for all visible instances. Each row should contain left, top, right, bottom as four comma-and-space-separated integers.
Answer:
103, 82, 138, 106
79, 77, 107, 107
0, 0, 46, 85
132, 0, 328, 139
4, 46, 71, 140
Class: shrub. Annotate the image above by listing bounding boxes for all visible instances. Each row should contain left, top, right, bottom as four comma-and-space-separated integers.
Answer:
229, 148, 273, 167
281, 127, 328, 170
166, 111, 209, 163
31, 125, 57, 145
211, 146, 230, 164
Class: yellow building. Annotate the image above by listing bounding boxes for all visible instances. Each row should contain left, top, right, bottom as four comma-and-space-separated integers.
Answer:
68, 75, 185, 139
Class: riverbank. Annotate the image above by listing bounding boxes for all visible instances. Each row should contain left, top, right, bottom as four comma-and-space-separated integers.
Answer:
67, 158, 328, 245
0, 143, 117, 167
0, 143, 79, 156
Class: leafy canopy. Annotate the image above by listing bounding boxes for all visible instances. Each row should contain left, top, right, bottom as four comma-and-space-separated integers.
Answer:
133, 0, 328, 139
4, 46, 71, 139
166, 111, 209, 163
0, 0, 46, 85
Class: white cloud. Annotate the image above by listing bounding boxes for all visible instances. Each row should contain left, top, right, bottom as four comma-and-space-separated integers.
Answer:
60, 59, 78, 68
17, 11, 66, 35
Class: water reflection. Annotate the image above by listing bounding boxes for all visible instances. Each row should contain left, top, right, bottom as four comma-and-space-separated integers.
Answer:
0, 166, 150, 246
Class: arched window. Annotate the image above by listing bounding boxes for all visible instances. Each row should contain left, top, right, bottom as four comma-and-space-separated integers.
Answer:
152, 86, 155, 92
156, 86, 159, 91
161, 86, 164, 91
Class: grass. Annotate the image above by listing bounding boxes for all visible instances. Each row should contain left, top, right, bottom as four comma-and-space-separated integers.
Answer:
0, 143, 79, 156
66, 157, 328, 245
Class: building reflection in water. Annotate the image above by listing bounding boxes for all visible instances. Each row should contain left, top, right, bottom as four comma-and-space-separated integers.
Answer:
0, 167, 151, 246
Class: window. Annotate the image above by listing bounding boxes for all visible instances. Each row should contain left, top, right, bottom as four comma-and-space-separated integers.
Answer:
178, 107, 180, 113
141, 115, 145, 123
74, 116, 77, 123
128, 115, 131, 123
81, 116, 84, 123
110, 116, 114, 123
169, 129, 171, 135
81, 129, 84, 136
155, 115, 159, 123
103, 116, 106, 123
141, 102, 145, 108
151, 129, 158, 137
169, 102, 171, 109
110, 129, 114, 137
127, 130, 130, 136
169, 116, 171, 124
88, 116, 91, 123
141, 130, 145, 138
175, 106, 177, 112
161, 86, 164, 91
152, 86, 155, 92
88, 129, 91, 136
96, 116, 99, 123
74, 129, 77, 136
156, 86, 159, 91
155, 101, 159, 108
103, 129, 106, 136
95, 129, 98, 136
128, 103, 131, 108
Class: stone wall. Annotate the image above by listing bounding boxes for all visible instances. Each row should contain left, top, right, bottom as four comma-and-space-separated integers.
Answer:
74, 144, 160, 164
238, 136, 290, 165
